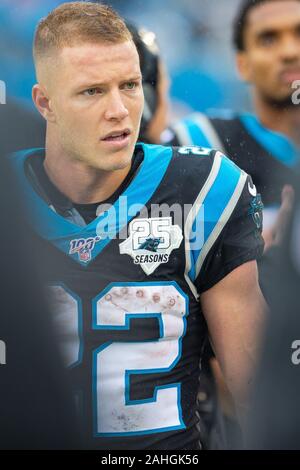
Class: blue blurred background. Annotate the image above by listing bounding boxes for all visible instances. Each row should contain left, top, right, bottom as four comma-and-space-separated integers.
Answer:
0, 0, 251, 118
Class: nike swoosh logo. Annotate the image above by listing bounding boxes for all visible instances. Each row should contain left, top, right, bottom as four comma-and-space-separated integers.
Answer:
248, 181, 257, 197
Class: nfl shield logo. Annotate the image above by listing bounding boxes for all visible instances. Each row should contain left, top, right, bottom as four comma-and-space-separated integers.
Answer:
69, 236, 101, 263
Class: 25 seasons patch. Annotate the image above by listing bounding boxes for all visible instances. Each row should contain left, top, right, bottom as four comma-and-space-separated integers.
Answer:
119, 217, 183, 275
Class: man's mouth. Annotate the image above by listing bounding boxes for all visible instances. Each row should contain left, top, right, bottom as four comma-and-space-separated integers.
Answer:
280, 69, 300, 84
102, 129, 131, 142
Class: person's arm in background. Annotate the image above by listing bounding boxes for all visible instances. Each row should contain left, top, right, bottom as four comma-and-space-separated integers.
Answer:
262, 185, 294, 252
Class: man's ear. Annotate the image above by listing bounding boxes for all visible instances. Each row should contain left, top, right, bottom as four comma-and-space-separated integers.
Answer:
236, 52, 251, 83
32, 84, 56, 123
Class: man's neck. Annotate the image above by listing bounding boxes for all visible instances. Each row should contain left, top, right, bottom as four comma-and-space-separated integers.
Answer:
253, 93, 300, 147
43, 151, 131, 205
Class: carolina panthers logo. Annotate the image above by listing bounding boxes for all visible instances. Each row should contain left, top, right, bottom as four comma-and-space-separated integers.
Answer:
249, 194, 264, 229
138, 237, 162, 252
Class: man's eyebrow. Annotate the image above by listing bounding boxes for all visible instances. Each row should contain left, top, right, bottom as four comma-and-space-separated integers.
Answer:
74, 81, 108, 90
120, 75, 143, 82
255, 27, 279, 38
255, 22, 300, 38
75, 75, 142, 90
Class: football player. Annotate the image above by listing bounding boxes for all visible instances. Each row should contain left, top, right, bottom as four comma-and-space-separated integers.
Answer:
9, 2, 266, 450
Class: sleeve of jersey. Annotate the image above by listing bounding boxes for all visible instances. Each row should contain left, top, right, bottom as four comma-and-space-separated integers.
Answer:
169, 113, 226, 151
185, 152, 264, 295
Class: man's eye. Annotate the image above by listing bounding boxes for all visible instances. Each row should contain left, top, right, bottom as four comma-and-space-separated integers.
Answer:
259, 33, 277, 46
83, 88, 101, 96
124, 82, 137, 90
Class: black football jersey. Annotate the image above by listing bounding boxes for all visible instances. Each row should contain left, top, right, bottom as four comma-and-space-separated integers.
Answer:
168, 112, 300, 208
10, 143, 264, 450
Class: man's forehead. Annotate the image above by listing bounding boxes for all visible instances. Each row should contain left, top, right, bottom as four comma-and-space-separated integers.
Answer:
59, 40, 140, 70
247, 1, 300, 33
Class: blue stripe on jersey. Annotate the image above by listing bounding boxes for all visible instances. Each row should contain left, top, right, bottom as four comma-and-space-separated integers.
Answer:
181, 118, 213, 147
187, 155, 242, 282
11, 148, 83, 238
11, 144, 173, 266
240, 113, 299, 168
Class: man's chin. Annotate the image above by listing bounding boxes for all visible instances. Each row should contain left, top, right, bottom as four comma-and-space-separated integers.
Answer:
263, 92, 297, 109
93, 150, 134, 172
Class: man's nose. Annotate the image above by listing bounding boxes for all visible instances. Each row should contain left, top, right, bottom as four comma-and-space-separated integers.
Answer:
104, 90, 129, 121
279, 34, 300, 62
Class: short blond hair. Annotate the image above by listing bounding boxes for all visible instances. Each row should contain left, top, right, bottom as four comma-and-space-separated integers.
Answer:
33, 2, 132, 65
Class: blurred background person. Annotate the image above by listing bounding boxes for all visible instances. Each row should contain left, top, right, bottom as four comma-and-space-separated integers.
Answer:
168, 0, 300, 233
